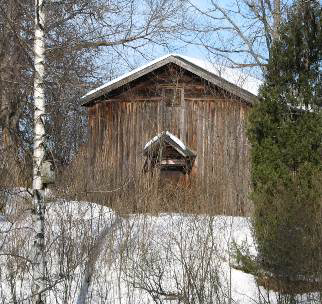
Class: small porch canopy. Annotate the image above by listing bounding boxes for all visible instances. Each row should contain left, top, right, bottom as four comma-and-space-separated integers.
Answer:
143, 131, 196, 174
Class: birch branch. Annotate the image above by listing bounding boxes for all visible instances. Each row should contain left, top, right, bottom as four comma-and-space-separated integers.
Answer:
76, 215, 123, 304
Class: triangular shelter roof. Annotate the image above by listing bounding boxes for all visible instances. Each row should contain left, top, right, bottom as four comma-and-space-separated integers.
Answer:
81, 54, 262, 106
143, 131, 196, 159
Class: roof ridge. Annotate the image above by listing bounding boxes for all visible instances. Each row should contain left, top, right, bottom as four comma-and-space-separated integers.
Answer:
81, 54, 262, 105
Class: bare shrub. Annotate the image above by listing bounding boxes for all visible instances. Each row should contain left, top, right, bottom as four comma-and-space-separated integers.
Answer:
58, 147, 249, 216
121, 214, 229, 304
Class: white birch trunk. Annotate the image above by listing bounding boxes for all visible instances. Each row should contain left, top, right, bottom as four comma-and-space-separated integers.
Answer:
76, 216, 122, 304
32, 0, 46, 303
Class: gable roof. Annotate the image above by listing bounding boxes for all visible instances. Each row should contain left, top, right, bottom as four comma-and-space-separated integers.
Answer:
143, 131, 196, 159
81, 54, 263, 106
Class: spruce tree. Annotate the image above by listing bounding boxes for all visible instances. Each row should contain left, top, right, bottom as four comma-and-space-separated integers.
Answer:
248, 0, 322, 281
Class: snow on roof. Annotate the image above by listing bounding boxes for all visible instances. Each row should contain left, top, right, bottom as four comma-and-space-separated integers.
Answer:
81, 53, 262, 102
179, 55, 262, 96
82, 53, 175, 99
144, 131, 186, 150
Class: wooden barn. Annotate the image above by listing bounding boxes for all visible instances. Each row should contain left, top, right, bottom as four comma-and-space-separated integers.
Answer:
81, 54, 261, 214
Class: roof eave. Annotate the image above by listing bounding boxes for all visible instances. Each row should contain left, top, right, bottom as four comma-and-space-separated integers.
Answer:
81, 56, 176, 106
171, 56, 257, 104
81, 55, 258, 106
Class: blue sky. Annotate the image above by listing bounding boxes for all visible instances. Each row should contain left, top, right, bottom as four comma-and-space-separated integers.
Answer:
97, 0, 272, 84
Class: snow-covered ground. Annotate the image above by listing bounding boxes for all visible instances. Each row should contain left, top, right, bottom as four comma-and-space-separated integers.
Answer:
0, 196, 320, 303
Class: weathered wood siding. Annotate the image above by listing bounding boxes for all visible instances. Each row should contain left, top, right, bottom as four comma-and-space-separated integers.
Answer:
87, 64, 252, 214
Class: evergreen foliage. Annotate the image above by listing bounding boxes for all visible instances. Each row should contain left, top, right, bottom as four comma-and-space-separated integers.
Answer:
248, 0, 322, 281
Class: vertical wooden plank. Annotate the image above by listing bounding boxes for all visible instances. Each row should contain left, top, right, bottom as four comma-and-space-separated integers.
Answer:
196, 101, 202, 187
135, 100, 140, 182
127, 102, 131, 183
157, 99, 161, 133
125, 102, 130, 184
209, 101, 215, 201
141, 100, 146, 185
119, 102, 123, 186
114, 102, 118, 187
134, 102, 138, 182
201, 101, 205, 189
205, 101, 210, 197
138, 100, 144, 179
110, 102, 115, 189
212, 100, 217, 205
161, 97, 164, 131
185, 100, 190, 146
123, 102, 128, 188
180, 88, 185, 141
102, 104, 106, 181
217, 100, 223, 210
153, 100, 158, 135
130, 100, 135, 185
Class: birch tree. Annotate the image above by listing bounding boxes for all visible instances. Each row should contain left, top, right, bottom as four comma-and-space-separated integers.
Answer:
2, 0, 186, 301
32, 0, 47, 302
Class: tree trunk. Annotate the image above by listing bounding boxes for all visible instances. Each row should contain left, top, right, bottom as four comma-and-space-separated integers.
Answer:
32, 0, 46, 303
0, 1, 17, 149
273, 0, 281, 41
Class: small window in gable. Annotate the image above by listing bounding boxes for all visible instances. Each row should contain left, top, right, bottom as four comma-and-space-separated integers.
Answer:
163, 87, 182, 107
